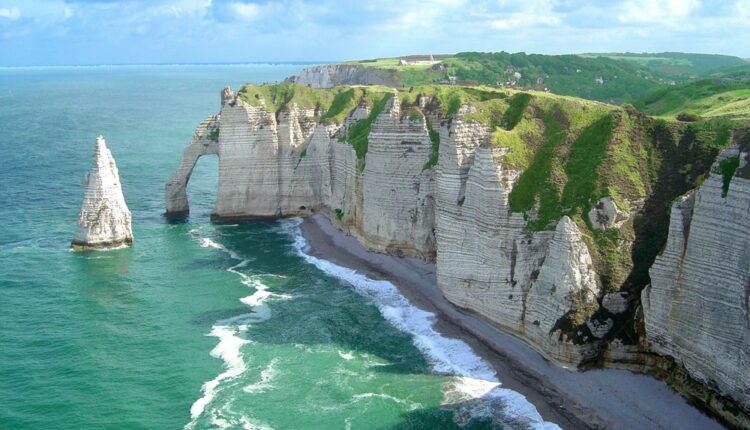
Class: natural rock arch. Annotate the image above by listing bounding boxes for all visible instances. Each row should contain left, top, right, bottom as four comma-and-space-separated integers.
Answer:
164, 115, 220, 219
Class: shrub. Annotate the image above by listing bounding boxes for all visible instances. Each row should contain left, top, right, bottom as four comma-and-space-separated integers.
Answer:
676, 112, 701, 122
422, 120, 440, 170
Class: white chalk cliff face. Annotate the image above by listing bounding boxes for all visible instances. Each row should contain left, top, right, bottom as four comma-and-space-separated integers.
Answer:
643, 141, 750, 414
166, 88, 750, 423
286, 64, 398, 88
72, 135, 133, 250
434, 116, 601, 364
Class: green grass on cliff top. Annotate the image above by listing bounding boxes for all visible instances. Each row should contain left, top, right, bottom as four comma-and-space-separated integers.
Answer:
237, 83, 395, 124
238, 83, 334, 112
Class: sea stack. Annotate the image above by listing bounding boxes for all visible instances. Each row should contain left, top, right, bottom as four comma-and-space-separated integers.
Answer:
71, 135, 133, 251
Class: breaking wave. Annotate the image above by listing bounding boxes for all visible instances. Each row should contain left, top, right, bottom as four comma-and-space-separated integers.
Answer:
280, 218, 560, 430
184, 233, 285, 430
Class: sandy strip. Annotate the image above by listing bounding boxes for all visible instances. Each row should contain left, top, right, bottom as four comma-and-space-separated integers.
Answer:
299, 214, 725, 430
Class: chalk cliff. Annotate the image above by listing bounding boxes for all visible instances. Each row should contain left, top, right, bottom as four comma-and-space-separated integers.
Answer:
72, 135, 133, 250
166, 83, 750, 427
286, 64, 398, 88
643, 134, 750, 417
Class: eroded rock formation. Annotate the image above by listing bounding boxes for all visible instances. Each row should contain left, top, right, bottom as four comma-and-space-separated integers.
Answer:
165, 115, 220, 217
72, 135, 133, 250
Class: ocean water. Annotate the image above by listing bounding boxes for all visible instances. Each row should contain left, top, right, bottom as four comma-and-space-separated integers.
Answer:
0, 65, 557, 430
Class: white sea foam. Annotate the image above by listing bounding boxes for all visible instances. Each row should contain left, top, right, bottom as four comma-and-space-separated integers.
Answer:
280, 218, 561, 430
238, 416, 274, 430
208, 410, 274, 430
198, 237, 243, 261
243, 358, 279, 394
337, 350, 355, 361
186, 326, 250, 429
185, 232, 284, 429
350, 392, 422, 410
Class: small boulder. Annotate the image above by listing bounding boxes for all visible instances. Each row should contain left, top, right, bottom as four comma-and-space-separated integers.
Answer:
588, 197, 628, 230
602, 292, 629, 314
587, 318, 614, 339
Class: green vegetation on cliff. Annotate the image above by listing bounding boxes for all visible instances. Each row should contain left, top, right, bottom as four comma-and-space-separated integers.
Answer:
236, 83, 397, 129
561, 115, 616, 212
238, 83, 338, 113
400, 85, 508, 117
423, 120, 440, 171
501, 93, 532, 129
344, 92, 394, 160
320, 88, 359, 123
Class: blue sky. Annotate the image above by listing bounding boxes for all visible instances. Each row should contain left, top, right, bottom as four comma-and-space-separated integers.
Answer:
1, 0, 749, 66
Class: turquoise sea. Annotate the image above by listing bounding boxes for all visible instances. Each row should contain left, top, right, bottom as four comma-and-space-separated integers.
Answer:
0, 65, 556, 430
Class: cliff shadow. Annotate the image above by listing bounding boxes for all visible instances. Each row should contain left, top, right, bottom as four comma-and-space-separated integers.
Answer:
626, 122, 728, 294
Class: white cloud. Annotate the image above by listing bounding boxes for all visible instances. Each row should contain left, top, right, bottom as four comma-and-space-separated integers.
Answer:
618, 0, 701, 24
487, 0, 562, 31
229, 2, 260, 21
0, 7, 21, 20
736, 0, 750, 23
490, 14, 560, 30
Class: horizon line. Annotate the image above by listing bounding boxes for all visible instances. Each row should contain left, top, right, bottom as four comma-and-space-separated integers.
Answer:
0, 61, 335, 69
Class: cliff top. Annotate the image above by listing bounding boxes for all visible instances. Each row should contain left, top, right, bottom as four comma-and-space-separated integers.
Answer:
237, 83, 395, 121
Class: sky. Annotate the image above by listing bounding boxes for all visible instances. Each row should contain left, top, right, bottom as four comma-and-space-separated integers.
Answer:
1, 0, 749, 66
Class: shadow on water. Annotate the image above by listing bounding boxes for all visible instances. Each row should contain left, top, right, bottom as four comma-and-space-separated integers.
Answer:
382, 406, 500, 430
70, 246, 135, 280
383, 391, 549, 430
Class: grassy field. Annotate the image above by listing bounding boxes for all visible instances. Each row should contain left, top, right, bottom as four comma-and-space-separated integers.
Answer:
635, 78, 750, 121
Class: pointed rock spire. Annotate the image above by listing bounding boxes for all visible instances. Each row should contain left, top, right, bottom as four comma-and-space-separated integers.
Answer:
71, 135, 133, 250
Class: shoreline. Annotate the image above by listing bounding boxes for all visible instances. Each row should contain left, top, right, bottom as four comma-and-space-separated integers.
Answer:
299, 214, 725, 430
